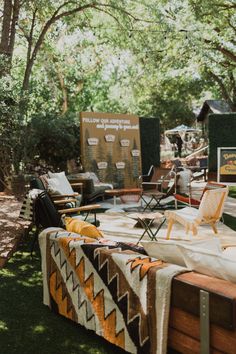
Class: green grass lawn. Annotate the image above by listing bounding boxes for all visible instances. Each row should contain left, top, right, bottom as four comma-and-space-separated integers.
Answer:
0, 239, 126, 354
229, 186, 236, 199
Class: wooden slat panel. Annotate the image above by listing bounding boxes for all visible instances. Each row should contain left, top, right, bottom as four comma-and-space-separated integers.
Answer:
169, 307, 236, 354
172, 272, 236, 330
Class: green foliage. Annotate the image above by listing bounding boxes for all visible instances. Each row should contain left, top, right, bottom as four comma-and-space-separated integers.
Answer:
229, 187, 236, 199
26, 113, 80, 171
208, 113, 236, 172
1, 0, 236, 183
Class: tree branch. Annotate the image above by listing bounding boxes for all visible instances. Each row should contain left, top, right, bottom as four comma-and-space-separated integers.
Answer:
206, 69, 233, 107
204, 38, 236, 63
56, 66, 68, 114
27, 8, 37, 63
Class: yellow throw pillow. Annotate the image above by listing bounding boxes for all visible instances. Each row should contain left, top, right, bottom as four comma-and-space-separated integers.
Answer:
65, 217, 103, 239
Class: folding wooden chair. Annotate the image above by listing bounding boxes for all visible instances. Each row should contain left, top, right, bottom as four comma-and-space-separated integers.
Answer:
141, 167, 176, 211
165, 186, 229, 239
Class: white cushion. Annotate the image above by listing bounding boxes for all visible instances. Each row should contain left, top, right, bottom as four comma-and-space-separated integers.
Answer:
178, 244, 236, 283
177, 169, 192, 194
141, 238, 221, 267
88, 172, 100, 183
223, 247, 236, 260
48, 171, 74, 195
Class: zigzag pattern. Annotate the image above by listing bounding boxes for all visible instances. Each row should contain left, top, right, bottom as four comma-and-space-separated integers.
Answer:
82, 244, 153, 351
49, 257, 77, 322
50, 238, 126, 349
127, 256, 164, 280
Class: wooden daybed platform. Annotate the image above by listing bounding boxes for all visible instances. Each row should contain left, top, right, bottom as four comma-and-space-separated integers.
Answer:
39, 228, 236, 354
169, 272, 236, 353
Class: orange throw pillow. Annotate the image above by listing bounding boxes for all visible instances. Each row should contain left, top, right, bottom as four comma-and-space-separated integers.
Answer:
65, 217, 103, 239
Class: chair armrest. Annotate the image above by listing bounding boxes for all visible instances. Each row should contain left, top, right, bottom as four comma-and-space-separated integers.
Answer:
51, 192, 79, 198
70, 182, 83, 187
139, 174, 151, 183
142, 181, 161, 192
53, 198, 76, 205
70, 182, 83, 191
58, 204, 101, 214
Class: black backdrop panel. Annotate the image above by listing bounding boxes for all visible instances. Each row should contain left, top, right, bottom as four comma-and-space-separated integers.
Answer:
139, 117, 160, 174
208, 113, 236, 172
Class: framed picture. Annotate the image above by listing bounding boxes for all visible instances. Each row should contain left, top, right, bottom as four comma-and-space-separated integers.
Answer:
217, 147, 236, 184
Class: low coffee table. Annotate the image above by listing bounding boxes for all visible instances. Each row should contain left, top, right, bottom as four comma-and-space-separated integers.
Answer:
105, 188, 142, 206
128, 211, 166, 243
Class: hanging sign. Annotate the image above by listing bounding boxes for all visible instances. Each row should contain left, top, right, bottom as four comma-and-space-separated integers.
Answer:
131, 149, 140, 157
105, 134, 115, 142
97, 162, 107, 170
116, 162, 125, 169
120, 139, 130, 147
87, 138, 98, 146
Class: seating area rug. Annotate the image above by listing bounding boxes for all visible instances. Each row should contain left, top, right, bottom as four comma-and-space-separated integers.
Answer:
39, 228, 187, 354
97, 212, 236, 246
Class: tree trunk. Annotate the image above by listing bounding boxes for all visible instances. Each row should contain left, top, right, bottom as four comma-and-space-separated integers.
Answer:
0, 0, 20, 75
57, 68, 68, 114
0, 0, 12, 54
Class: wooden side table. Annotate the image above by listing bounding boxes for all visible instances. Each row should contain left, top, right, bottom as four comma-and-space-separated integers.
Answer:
105, 188, 142, 206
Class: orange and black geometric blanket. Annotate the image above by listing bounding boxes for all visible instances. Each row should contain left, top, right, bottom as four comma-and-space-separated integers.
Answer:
39, 228, 187, 354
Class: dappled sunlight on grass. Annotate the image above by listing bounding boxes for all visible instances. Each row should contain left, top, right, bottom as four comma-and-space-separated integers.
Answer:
32, 324, 46, 334
229, 186, 236, 199
0, 320, 8, 332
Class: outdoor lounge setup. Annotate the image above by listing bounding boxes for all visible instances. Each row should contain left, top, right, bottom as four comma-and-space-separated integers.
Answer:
16, 158, 236, 354
7, 108, 235, 354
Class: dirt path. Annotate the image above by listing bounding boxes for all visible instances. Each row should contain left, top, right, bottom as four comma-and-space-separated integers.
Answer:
0, 194, 29, 268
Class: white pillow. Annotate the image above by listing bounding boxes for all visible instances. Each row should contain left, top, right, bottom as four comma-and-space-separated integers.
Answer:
178, 244, 236, 283
88, 172, 100, 183
141, 238, 221, 267
47, 177, 63, 195
177, 169, 192, 194
48, 171, 74, 195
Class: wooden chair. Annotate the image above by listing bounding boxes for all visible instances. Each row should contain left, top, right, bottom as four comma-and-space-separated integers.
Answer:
140, 166, 176, 211
30, 176, 82, 209
174, 181, 227, 208
31, 190, 100, 255
165, 186, 229, 239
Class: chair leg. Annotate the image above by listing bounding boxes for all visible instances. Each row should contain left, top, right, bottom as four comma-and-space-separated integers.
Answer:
166, 219, 174, 239
210, 222, 218, 234
192, 226, 198, 236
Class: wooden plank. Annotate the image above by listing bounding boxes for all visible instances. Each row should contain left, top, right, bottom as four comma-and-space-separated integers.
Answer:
172, 272, 236, 330
169, 307, 236, 354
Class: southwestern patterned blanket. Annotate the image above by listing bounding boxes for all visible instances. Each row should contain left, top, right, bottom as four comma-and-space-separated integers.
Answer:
39, 228, 187, 354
